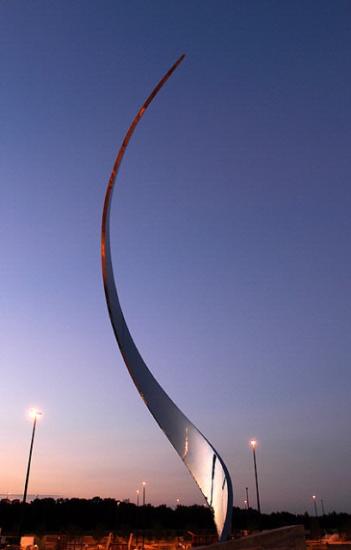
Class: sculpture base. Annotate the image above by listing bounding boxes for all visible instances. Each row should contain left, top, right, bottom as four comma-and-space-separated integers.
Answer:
200, 525, 305, 550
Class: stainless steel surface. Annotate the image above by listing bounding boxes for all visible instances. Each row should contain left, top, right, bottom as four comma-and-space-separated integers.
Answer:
101, 54, 233, 541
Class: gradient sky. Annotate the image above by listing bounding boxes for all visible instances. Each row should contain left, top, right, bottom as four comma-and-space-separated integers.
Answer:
1, 1, 350, 514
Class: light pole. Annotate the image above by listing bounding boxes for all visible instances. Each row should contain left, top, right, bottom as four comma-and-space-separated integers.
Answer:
141, 481, 146, 550
23, 409, 42, 504
321, 499, 325, 516
136, 489, 140, 506
244, 500, 248, 510
312, 495, 318, 517
246, 487, 250, 509
176, 498, 180, 507
142, 481, 146, 506
250, 440, 261, 514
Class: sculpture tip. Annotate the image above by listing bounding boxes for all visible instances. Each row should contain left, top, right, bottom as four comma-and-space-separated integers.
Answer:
174, 53, 186, 67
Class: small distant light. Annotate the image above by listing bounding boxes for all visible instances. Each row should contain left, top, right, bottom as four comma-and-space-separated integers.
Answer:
250, 439, 257, 448
312, 495, 316, 500
142, 481, 146, 486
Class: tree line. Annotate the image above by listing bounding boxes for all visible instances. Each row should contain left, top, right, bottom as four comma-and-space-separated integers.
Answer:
0, 498, 350, 537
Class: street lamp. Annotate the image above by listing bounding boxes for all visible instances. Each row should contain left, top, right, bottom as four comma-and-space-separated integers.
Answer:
136, 489, 140, 506
23, 409, 43, 504
142, 481, 146, 506
312, 495, 318, 517
244, 499, 248, 510
246, 486, 250, 509
250, 439, 261, 514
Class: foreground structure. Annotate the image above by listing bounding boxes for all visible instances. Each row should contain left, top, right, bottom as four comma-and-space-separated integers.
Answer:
207, 526, 306, 550
100, 55, 233, 541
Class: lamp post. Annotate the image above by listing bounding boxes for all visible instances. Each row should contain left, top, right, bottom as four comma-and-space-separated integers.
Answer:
244, 499, 248, 510
142, 481, 146, 506
312, 495, 318, 517
321, 499, 325, 516
23, 409, 42, 504
250, 440, 261, 514
246, 487, 250, 509
136, 489, 140, 506
141, 482, 146, 550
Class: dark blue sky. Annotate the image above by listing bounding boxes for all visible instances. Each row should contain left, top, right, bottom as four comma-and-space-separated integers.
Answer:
1, 1, 350, 513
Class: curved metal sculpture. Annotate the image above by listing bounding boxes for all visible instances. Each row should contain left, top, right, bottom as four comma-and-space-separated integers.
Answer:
101, 54, 233, 541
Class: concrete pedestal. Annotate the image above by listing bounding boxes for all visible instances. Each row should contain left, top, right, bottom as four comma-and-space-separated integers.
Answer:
201, 525, 306, 550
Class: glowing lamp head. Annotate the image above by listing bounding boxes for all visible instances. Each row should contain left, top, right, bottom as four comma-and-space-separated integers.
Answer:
28, 408, 43, 420
312, 495, 316, 500
250, 439, 257, 449
142, 481, 146, 487
136, 489, 139, 494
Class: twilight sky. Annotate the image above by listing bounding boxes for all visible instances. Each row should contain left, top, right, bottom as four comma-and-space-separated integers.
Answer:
1, 1, 350, 514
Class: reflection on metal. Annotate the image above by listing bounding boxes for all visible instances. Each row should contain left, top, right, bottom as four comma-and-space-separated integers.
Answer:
101, 55, 233, 541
